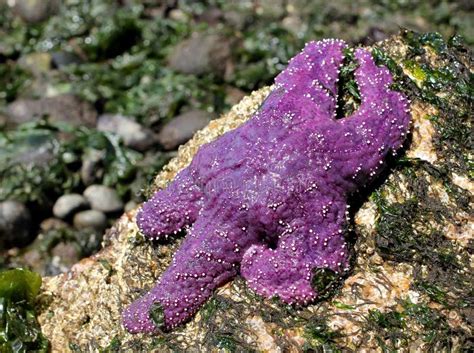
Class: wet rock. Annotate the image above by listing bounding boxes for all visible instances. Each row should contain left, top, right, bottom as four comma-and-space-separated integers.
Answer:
0, 200, 32, 248
37, 35, 473, 352
255, 0, 286, 18
97, 114, 156, 151
51, 242, 81, 269
225, 86, 246, 106
51, 51, 83, 68
53, 194, 89, 219
360, 27, 390, 46
18, 52, 52, 77
22, 248, 43, 272
40, 218, 69, 232
124, 200, 137, 212
80, 149, 105, 186
168, 33, 232, 77
282, 15, 306, 36
6, 94, 97, 127
83, 185, 123, 213
223, 10, 250, 30
13, 0, 59, 24
157, 110, 211, 150
197, 7, 223, 25
73, 210, 107, 231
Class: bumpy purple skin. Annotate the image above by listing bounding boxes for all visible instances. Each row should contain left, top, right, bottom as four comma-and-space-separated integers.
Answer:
123, 39, 411, 333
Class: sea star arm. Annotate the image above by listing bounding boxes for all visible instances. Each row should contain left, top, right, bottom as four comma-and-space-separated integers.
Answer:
240, 196, 348, 304
123, 211, 258, 332
334, 48, 411, 184
136, 168, 203, 240
259, 39, 347, 123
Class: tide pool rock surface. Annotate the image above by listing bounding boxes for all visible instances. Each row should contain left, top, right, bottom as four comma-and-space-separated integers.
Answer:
124, 39, 411, 333
37, 34, 473, 352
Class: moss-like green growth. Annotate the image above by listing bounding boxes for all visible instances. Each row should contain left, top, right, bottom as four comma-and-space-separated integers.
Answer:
0, 268, 48, 352
303, 317, 342, 352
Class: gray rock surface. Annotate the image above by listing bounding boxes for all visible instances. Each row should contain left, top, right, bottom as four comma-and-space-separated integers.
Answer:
83, 185, 123, 213
37, 35, 473, 352
80, 149, 105, 186
52, 194, 89, 219
51, 51, 83, 68
73, 210, 107, 231
168, 33, 232, 76
97, 114, 155, 151
157, 109, 211, 150
6, 94, 97, 127
13, 0, 59, 24
0, 200, 31, 248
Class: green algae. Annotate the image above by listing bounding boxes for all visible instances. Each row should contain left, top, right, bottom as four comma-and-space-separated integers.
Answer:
0, 269, 48, 352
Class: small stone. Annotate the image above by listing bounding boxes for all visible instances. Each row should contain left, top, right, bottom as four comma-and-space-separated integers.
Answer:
125, 200, 138, 212
168, 33, 232, 77
53, 194, 89, 219
51, 242, 81, 268
73, 210, 108, 231
157, 110, 211, 150
83, 185, 123, 213
223, 10, 249, 30
40, 218, 69, 232
97, 114, 156, 151
0, 200, 32, 248
225, 86, 246, 106
6, 94, 97, 127
80, 149, 105, 186
18, 52, 52, 77
13, 0, 59, 24
51, 51, 83, 68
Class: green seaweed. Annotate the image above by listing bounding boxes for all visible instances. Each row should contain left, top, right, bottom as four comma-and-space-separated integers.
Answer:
303, 317, 342, 352
0, 269, 48, 352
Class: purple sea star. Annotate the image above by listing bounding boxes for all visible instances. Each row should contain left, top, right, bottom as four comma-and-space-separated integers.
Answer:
123, 39, 411, 333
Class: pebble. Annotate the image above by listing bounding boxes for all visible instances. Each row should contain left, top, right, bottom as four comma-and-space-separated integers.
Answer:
6, 94, 97, 127
0, 200, 32, 248
83, 185, 123, 213
53, 194, 89, 219
157, 110, 211, 150
97, 114, 156, 151
168, 33, 232, 77
73, 210, 108, 231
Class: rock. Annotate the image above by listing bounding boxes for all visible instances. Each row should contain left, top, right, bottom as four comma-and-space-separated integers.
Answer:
73, 210, 107, 231
0, 200, 32, 248
40, 218, 69, 232
282, 15, 306, 36
51, 51, 83, 68
17, 52, 52, 77
223, 10, 250, 30
37, 35, 473, 352
6, 94, 97, 127
80, 149, 105, 186
197, 7, 223, 25
124, 200, 137, 212
225, 86, 246, 106
52, 194, 89, 219
157, 110, 211, 150
83, 185, 123, 213
97, 114, 156, 151
255, 0, 286, 18
13, 0, 59, 24
168, 33, 232, 77
22, 248, 43, 272
51, 242, 81, 269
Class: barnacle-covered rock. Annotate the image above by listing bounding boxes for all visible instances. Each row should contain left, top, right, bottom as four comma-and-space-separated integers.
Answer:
37, 33, 473, 352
